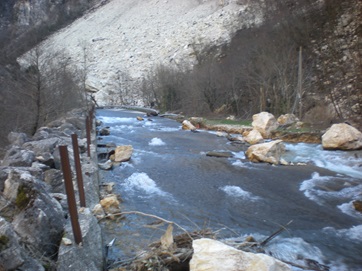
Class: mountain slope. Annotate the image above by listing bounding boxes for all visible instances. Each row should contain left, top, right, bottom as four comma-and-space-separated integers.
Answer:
18, 0, 263, 105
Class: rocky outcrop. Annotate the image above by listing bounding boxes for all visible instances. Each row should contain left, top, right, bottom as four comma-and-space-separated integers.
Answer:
245, 140, 285, 165
322, 123, 362, 150
190, 238, 291, 271
252, 112, 279, 138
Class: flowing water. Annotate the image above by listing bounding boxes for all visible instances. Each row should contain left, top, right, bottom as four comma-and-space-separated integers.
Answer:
96, 108, 362, 271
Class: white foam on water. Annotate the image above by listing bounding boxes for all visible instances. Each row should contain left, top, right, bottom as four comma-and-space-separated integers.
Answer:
338, 201, 362, 218
265, 236, 327, 268
98, 116, 136, 125
148, 137, 166, 146
232, 151, 246, 159
220, 185, 260, 201
122, 172, 170, 198
300, 172, 362, 207
231, 160, 249, 168
283, 143, 362, 179
323, 225, 362, 242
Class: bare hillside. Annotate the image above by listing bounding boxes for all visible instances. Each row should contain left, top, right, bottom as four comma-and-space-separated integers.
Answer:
18, 0, 263, 105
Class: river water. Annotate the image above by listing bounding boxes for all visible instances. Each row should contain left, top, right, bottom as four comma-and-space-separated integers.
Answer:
96, 108, 362, 271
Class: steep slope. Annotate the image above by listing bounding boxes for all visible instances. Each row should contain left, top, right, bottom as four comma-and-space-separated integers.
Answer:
18, 0, 264, 105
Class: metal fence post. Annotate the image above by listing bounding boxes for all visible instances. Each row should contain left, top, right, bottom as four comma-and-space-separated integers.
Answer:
71, 134, 86, 207
86, 116, 91, 157
59, 145, 83, 245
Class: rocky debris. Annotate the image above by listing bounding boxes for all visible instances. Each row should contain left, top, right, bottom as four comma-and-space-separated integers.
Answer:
322, 123, 362, 150
245, 140, 286, 165
277, 114, 299, 126
0, 108, 103, 270
244, 129, 264, 145
190, 238, 291, 271
206, 151, 234, 158
110, 145, 133, 163
182, 120, 197, 131
136, 116, 144, 121
252, 112, 279, 138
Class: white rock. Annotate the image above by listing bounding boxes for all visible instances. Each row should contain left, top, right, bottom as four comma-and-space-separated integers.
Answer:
322, 123, 362, 150
190, 238, 291, 271
245, 140, 285, 165
182, 120, 197, 130
244, 129, 264, 145
252, 112, 279, 138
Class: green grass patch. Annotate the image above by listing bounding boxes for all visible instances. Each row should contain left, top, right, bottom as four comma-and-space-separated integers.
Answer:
204, 119, 252, 126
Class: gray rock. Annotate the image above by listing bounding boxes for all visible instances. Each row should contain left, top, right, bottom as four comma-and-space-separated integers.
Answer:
2, 169, 65, 258
1, 147, 35, 167
99, 127, 111, 136
23, 137, 61, 156
44, 168, 65, 193
0, 217, 45, 271
57, 209, 104, 271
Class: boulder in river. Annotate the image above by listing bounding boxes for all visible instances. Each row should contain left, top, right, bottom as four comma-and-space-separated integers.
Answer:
110, 145, 133, 163
252, 112, 279, 138
322, 123, 362, 150
244, 129, 264, 145
99, 127, 111, 136
182, 120, 197, 131
245, 140, 285, 165
190, 238, 291, 271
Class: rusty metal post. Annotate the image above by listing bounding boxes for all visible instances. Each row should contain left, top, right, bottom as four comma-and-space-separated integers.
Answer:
71, 134, 86, 207
86, 116, 91, 157
59, 145, 83, 245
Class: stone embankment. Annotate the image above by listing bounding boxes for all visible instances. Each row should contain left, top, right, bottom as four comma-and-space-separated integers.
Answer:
0, 108, 103, 270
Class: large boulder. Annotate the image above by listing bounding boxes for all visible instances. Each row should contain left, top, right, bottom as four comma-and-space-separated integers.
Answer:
252, 112, 279, 138
322, 123, 362, 150
245, 140, 285, 165
190, 238, 291, 271
182, 120, 197, 130
110, 145, 133, 163
244, 129, 264, 145
1, 169, 65, 258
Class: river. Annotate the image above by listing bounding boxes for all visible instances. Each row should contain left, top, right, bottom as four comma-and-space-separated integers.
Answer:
96, 108, 362, 271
